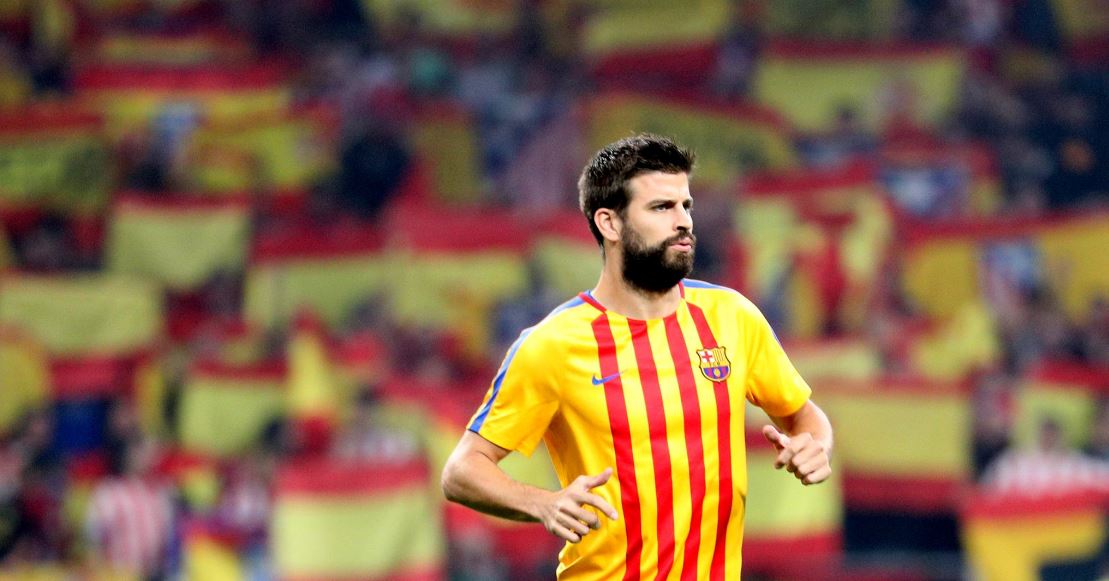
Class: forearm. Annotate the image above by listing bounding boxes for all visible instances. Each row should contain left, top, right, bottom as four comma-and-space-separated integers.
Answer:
441, 448, 552, 522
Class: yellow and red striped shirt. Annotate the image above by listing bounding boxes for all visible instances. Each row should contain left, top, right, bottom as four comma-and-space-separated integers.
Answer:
468, 279, 812, 580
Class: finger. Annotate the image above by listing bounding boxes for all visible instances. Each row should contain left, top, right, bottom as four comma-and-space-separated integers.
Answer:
557, 512, 592, 537
801, 465, 832, 485
775, 447, 797, 470
796, 457, 827, 478
564, 504, 601, 530
550, 522, 582, 543
581, 467, 613, 489
762, 425, 789, 450
575, 492, 619, 521
790, 445, 823, 468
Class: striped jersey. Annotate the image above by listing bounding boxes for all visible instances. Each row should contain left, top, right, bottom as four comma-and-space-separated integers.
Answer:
468, 279, 812, 580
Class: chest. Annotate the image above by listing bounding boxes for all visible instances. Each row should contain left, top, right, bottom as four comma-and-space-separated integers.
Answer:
554, 316, 747, 437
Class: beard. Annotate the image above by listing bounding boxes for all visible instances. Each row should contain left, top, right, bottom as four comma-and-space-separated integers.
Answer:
620, 225, 696, 295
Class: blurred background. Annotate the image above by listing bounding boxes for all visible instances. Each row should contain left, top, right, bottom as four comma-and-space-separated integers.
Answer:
0, 0, 1107, 580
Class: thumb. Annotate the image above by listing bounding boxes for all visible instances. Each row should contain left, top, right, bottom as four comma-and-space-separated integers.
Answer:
583, 467, 613, 489
762, 425, 790, 450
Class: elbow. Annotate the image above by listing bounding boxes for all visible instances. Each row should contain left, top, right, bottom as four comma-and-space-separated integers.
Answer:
440, 458, 463, 504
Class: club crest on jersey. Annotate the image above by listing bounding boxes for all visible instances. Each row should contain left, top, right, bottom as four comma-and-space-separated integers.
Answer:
696, 347, 731, 382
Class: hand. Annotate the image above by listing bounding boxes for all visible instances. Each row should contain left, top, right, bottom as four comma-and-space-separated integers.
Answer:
762, 425, 831, 485
535, 468, 619, 543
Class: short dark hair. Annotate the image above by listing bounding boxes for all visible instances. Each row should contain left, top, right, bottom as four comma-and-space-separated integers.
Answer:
578, 133, 695, 246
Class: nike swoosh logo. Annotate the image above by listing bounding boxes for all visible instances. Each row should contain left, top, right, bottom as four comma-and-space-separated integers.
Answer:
591, 372, 622, 386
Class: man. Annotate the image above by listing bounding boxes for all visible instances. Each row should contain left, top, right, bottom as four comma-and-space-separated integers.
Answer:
442, 134, 833, 580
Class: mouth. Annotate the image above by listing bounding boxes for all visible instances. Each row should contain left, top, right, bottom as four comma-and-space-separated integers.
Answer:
669, 238, 694, 251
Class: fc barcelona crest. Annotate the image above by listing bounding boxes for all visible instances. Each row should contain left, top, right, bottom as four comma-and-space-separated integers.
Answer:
696, 347, 731, 382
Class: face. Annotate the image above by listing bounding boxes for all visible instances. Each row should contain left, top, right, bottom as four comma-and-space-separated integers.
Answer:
617, 172, 696, 293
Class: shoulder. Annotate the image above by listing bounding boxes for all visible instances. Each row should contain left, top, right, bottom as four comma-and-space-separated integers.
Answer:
505, 295, 595, 358
683, 279, 762, 317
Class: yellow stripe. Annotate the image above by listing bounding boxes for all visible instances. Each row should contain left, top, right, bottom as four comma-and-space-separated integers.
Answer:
244, 254, 391, 329
108, 206, 248, 290
0, 275, 161, 355
820, 389, 970, 476
178, 379, 285, 457
744, 448, 842, 536
272, 489, 443, 576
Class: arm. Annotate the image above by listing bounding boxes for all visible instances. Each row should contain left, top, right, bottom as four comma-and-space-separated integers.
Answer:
442, 431, 619, 543
762, 399, 833, 485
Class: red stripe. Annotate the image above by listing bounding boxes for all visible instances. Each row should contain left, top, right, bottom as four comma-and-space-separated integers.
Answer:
687, 303, 733, 581
592, 314, 641, 581
628, 319, 676, 581
664, 314, 707, 581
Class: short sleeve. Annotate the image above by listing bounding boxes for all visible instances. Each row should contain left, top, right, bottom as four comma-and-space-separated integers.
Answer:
467, 329, 560, 456
741, 300, 812, 417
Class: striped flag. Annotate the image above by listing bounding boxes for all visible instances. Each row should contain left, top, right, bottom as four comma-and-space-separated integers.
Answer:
817, 378, 971, 512
962, 491, 1108, 581
107, 195, 251, 291
586, 93, 797, 190
244, 226, 389, 330
754, 42, 966, 133
0, 274, 162, 357
272, 458, 446, 581
177, 361, 286, 458
0, 109, 112, 215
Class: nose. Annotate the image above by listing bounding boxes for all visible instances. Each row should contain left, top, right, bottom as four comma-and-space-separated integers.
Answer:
676, 206, 693, 232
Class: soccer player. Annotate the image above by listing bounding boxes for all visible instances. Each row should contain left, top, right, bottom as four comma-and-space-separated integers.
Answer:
442, 134, 833, 580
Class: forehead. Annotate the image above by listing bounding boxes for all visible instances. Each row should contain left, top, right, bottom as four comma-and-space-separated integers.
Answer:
626, 171, 691, 203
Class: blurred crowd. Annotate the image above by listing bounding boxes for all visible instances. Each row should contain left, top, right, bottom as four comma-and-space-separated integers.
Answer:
0, 0, 1107, 580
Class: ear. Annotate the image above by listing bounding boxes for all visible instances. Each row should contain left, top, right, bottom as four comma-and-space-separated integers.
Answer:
594, 208, 622, 244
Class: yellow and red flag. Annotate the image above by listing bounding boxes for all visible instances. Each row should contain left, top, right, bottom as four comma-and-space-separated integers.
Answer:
743, 430, 843, 574
738, 162, 892, 338
962, 491, 1108, 581
272, 458, 445, 581
75, 64, 289, 143
0, 273, 162, 357
107, 194, 250, 291
815, 377, 972, 512
185, 107, 338, 195
586, 93, 797, 190
1014, 361, 1109, 449
754, 42, 966, 133
0, 108, 112, 215
385, 205, 530, 358
177, 360, 286, 458
531, 210, 602, 298
85, 29, 251, 68
902, 212, 1109, 321
244, 226, 389, 330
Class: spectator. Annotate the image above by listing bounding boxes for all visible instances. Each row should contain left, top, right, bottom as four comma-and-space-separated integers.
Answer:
1084, 398, 1109, 461
331, 388, 422, 464
335, 121, 411, 221
1081, 297, 1109, 366
85, 437, 174, 579
981, 416, 1109, 496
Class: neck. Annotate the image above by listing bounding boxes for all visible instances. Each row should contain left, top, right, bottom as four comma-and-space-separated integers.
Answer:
591, 256, 683, 320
